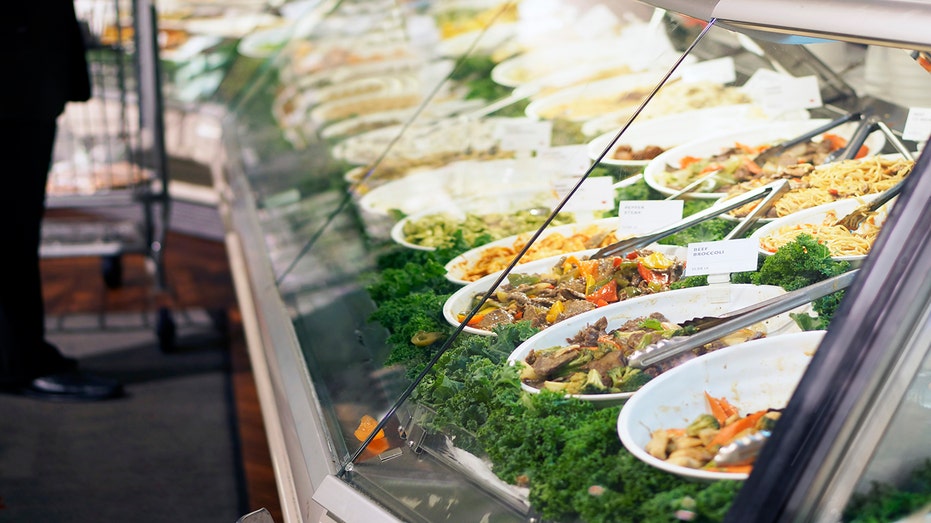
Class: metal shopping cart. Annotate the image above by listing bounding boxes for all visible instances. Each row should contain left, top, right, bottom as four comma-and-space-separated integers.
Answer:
42, 0, 179, 350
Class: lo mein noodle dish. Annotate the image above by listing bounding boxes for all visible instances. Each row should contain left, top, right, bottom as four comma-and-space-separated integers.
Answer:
758, 208, 885, 257
725, 156, 913, 219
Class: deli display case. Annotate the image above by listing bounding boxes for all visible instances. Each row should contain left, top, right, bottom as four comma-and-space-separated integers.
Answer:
209, 1, 931, 521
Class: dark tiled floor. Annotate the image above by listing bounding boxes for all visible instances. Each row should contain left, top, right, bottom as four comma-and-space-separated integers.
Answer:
0, 225, 281, 522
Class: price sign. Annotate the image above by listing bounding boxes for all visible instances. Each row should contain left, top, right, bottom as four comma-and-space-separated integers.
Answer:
684, 239, 759, 277
681, 57, 737, 85
536, 145, 591, 177
616, 200, 684, 236
496, 118, 552, 152
553, 176, 615, 212
903, 107, 931, 142
744, 70, 822, 114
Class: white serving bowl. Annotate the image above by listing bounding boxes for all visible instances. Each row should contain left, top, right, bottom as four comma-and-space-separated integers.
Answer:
586, 105, 810, 169
357, 158, 555, 217
507, 284, 804, 405
617, 330, 825, 480
524, 71, 668, 122
642, 119, 886, 200
443, 246, 688, 336
749, 193, 886, 268
389, 189, 563, 251
443, 217, 623, 284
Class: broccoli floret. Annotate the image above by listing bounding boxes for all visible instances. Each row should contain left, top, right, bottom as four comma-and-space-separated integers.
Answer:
607, 366, 652, 392
686, 414, 720, 436
581, 369, 608, 393
670, 275, 710, 289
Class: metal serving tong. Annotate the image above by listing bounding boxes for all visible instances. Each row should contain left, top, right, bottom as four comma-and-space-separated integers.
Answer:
834, 177, 906, 230
712, 430, 771, 467
751, 112, 862, 165
626, 269, 859, 369
824, 116, 915, 164
590, 179, 790, 259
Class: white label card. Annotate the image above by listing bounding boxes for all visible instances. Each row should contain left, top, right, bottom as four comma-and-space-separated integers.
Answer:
684, 238, 759, 277
495, 118, 553, 152
744, 71, 822, 114
536, 145, 591, 176
903, 107, 931, 142
616, 200, 684, 236
553, 176, 615, 212
680, 57, 736, 85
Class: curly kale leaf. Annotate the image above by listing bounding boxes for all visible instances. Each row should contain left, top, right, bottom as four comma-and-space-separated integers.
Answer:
844, 459, 931, 523
368, 291, 451, 377
366, 256, 457, 304
750, 234, 849, 290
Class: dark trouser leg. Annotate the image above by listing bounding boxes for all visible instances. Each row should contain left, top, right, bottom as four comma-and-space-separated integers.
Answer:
0, 118, 69, 383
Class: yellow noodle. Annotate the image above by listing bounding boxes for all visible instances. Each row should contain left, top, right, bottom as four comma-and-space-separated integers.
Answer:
727, 157, 913, 218
455, 226, 619, 282
759, 211, 884, 257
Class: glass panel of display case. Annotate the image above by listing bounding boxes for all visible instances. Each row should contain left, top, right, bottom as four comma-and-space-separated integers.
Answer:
219, 0, 931, 520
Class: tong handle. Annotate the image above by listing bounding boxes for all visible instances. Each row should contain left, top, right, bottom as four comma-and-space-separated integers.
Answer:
627, 269, 860, 369
713, 430, 772, 467
722, 179, 790, 240
592, 181, 784, 259
752, 112, 862, 165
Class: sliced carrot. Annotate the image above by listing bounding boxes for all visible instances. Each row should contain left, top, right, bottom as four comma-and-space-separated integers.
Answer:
680, 155, 703, 169
705, 391, 729, 426
704, 392, 739, 426
735, 142, 768, 154
855, 145, 870, 159
707, 410, 767, 450
718, 396, 740, 419
822, 133, 847, 150
707, 464, 753, 474
743, 157, 763, 175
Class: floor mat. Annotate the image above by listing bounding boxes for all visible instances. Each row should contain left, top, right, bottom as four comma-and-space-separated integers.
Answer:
0, 313, 246, 523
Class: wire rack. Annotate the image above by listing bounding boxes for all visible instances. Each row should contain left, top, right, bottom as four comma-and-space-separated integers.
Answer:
42, 0, 178, 350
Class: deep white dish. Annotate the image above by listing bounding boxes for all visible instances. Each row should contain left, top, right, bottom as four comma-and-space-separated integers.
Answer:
617, 330, 824, 480
507, 284, 804, 405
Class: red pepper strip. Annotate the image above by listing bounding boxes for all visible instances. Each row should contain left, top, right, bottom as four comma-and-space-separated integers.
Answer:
586, 280, 618, 306
638, 262, 669, 284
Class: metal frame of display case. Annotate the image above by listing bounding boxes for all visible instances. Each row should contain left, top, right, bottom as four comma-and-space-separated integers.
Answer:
210, 1, 931, 522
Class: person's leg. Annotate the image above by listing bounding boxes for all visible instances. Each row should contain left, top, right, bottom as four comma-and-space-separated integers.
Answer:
0, 117, 72, 385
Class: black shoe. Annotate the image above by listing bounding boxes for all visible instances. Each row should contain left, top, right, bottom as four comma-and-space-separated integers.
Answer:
21, 371, 124, 402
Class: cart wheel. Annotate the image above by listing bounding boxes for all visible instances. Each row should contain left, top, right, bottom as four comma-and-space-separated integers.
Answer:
101, 255, 123, 289
156, 307, 177, 353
